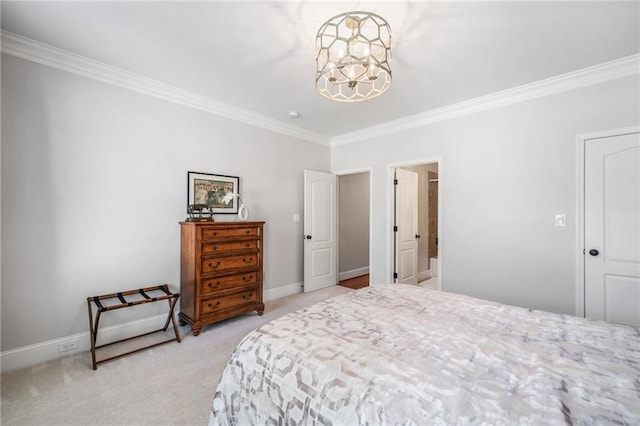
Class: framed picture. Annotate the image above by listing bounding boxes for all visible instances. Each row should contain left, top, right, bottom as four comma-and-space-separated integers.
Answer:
187, 172, 240, 214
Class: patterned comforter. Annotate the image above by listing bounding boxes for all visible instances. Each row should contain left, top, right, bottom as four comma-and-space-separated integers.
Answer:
210, 284, 640, 425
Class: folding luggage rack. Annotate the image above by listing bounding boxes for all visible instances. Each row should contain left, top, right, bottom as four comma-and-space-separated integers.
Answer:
87, 284, 181, 370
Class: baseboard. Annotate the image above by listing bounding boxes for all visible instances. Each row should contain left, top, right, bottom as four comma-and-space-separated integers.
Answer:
417, 270, 432, 282
0, 313, 171, 372
338, 267, 370, 282
263, 281, 303, 301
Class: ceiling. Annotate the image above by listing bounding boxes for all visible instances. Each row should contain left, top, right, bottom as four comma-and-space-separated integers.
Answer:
2, 1, 639, 140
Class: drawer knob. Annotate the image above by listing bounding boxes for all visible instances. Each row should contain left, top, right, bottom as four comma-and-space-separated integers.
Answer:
246, 243, 250, 248
208, 261, 220, 268
208, 301, 221, 308
243, 275, 250, 282
243, 258, 251, 263
246, 230, 250, 234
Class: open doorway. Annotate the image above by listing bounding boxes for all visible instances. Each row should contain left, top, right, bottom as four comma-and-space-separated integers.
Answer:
337, 171, 371, 290
391, 160, 440, 289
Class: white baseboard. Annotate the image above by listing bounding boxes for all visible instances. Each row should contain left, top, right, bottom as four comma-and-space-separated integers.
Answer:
430, 257, 438, 277
338, 267, 369, 282
0, 313, 172, 372
3, 282, 307, 372
417, 269, 432, 282
264, 281, 303, 301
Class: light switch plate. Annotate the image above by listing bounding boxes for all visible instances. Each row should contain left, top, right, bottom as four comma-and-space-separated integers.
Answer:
293, 213, 300, 222
555, 214, 566, 227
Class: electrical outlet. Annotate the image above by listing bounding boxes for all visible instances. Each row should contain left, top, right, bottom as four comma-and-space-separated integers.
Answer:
59, 339, 78, 353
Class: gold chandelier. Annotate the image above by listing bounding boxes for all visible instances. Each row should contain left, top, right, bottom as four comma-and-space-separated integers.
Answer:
315, 11, 392, 102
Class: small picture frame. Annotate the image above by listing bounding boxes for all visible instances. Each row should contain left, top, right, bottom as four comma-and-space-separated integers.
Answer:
187, 172, 240, 214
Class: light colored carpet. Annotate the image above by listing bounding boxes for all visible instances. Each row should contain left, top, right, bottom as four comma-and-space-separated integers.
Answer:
1, 285, 352, 425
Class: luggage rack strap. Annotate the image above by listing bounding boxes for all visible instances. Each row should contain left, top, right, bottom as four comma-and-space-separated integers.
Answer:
88, 284, 177, 312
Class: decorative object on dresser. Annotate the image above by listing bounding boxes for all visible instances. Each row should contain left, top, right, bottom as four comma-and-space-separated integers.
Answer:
222, 192, 249, 221
187, 171, 240, 215
179, 221, 265, 336
187, 204, 214, 222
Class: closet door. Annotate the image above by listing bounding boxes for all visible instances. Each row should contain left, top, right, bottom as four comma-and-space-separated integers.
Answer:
584, 132, 640, 326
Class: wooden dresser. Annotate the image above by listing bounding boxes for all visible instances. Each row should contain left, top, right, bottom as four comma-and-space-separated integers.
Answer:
179, 221, 265, 336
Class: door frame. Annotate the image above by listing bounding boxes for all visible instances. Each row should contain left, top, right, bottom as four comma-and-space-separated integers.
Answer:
387, 157, 443, 288
574, 125, 639, 317
335, 167, 373, 285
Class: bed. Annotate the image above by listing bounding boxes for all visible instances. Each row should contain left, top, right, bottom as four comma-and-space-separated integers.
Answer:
210, 284, 640, 425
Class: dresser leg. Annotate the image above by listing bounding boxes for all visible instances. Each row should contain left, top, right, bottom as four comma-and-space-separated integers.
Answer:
192, 327, 201, 336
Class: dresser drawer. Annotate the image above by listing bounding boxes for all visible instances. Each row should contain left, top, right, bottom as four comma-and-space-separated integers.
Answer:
200, 273, 258, 296
201, 290, 257, 315
201, 240, 258, 255
201, 227, 259, 240
201, 253, 258, 274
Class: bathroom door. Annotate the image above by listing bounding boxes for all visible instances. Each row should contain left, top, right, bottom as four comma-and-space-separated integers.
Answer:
395, 168, 418, 284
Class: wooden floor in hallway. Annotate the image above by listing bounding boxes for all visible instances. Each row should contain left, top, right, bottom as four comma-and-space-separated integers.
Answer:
338, 274, 369, 290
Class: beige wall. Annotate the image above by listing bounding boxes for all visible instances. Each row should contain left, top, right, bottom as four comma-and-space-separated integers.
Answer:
338, 172, 370, 277
332, 75, 640, 315
2, 50, 638, 370
1, 54, 330, 358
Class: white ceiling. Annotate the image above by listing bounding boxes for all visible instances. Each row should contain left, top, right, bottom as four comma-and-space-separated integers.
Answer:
2, 1, 639, 139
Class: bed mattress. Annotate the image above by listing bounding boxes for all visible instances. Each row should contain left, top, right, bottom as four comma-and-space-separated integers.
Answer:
210, 284, 640, 425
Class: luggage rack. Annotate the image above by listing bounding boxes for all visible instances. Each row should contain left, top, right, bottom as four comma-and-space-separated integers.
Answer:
87, 284, 181, 370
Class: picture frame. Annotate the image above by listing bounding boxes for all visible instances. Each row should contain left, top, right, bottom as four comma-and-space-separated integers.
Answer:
187, 171, 240, 214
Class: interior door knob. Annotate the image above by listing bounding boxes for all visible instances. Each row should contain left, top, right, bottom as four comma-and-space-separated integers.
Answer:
589, 249, 599, 256
304, 235, 312, 240
415, 234, 421, 239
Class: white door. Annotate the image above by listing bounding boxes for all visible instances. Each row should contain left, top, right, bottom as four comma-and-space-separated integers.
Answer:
584, 132, 640, 326
395, 168, 418, 284
304, 170, 337, 292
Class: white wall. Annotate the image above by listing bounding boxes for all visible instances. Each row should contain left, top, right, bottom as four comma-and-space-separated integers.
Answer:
331, 75, 639, 315
338, 172, 370, 279
1, 54, 329, 361
2, 50, 638, 370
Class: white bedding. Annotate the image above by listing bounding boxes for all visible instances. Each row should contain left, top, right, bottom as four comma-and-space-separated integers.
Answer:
210, 284, 640, 425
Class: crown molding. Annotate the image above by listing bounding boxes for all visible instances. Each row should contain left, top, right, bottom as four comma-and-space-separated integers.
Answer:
0, 30, 331, 147
330, 53, 640, 146
3, 31, 637, 148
